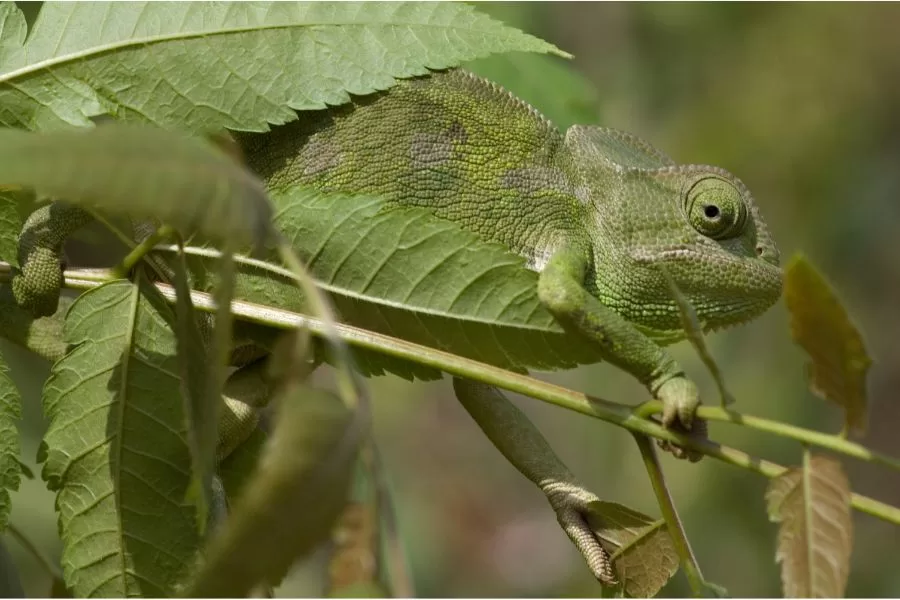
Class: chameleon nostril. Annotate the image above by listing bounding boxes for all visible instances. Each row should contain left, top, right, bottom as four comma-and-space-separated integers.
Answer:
756, 246, 763, 256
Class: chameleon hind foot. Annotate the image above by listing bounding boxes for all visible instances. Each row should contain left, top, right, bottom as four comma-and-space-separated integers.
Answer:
542, 480, 618, 586
451, 378, 617, 586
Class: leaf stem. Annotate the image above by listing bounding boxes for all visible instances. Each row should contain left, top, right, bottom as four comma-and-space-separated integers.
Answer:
632, 434, 706, 597
110, 224, 174, 279
636, 402, 900, 473
6, 262, 900, 527
5, 522, 62, 581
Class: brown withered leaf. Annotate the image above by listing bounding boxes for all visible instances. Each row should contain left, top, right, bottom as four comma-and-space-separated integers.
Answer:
585, 500, 679, 597
766, 453, 853, 598
784, 255, 871, 434
326, 502, 388, 598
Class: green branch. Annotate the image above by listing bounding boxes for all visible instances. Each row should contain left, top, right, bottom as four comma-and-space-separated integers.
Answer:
633, 434, 706, 596
1, 260, 898, 526
55, 265, 900, 526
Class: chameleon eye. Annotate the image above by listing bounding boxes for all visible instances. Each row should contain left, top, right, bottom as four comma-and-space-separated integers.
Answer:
686, 177, 747, 240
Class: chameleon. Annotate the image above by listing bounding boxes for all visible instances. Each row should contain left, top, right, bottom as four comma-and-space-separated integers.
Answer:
2, 69, 781, 585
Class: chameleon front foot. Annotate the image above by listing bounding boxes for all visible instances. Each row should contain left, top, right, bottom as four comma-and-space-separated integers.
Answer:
653, 376, 707, 462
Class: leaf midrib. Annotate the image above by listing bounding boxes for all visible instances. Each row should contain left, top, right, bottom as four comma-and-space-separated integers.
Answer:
171, 245, 564, 334
2, 19, 529, 85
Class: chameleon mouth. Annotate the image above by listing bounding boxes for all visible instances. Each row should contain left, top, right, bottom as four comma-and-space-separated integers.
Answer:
631, 246, 783, 341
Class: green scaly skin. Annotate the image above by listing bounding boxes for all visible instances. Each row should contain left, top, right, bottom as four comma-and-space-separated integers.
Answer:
2, 69, 781, 585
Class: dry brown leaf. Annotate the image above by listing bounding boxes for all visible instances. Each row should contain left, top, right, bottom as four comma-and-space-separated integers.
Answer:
784, 255, 871, 434
586, 500, 679, 597
326, 501, 384, 597
766, 452, 853, 597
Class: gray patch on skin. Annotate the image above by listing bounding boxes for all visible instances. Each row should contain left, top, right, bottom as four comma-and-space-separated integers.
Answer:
409, 121, 468, 169
447, 120, 468, 144
501, 167, 572, 198
301, 136, 343, 176
410, 132, 453, 168
574, 184, 592, 205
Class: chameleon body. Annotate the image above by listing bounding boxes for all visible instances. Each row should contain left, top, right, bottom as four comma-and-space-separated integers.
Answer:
4, 69, 781, 585
236, 69, 781, 427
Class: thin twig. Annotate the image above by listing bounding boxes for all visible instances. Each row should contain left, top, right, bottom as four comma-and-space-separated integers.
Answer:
3, 261, 899, 526
633, 434, 706, 596
6, 522, 62, 581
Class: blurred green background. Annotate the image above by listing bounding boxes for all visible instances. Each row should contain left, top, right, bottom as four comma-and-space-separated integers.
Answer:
4, 2, 900, 597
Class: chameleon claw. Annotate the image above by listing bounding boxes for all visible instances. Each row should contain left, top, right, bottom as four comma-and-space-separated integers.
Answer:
655, 377, 706, 462
542, 481, 618, 587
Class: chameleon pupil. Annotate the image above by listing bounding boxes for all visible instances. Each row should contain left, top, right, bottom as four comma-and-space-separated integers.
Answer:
704, 205, 720, 219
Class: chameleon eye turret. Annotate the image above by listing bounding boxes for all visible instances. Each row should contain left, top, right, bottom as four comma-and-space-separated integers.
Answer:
685, 176, 747, 240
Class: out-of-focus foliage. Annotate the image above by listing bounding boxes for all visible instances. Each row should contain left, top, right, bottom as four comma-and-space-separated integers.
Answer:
784, 255, 871, 434
6, 2, 900, 597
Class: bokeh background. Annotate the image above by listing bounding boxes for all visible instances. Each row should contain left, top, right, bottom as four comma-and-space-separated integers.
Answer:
4, 2, 900, 597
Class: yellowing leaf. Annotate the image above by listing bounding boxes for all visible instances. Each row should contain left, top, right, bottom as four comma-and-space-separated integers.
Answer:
326, 502, 388, 598
766, 452, 853, 598
784, 255, 871, 434
585, 501, 679, 597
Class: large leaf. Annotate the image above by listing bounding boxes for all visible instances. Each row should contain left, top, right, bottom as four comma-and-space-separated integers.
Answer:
765, 452, 853, 598
0, 352, 21, 532
39, 279, 201, 597
185, 383, 365, 597
0, 2, 565, 133
0, 125, 274, 248
784, 255, 871, 434
179, 187, 601, 379
585, 501, 679, 597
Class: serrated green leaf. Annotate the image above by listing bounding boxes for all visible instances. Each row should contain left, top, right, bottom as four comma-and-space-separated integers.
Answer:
187, 187, 600, 379
0, 2, 565, 133
0, 352, 21, 533
766, 452, 853, 598
466, 52, 600, 130
784, 255, 871, 434
39, 279, 201, 597
0, 125, 274, 248
185, 383, 364, 597
585, 501, 679, 598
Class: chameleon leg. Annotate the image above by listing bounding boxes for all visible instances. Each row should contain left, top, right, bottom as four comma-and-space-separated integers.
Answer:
452, 377, 617, 586
538, 249, 703, 443
217, 358, 275, 462
12, 203, 93, 317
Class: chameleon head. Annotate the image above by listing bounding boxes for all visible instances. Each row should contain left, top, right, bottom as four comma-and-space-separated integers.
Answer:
565, 126, 782, 344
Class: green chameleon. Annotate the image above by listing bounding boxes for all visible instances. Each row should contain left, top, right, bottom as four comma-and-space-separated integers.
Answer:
4, 69, 781, 585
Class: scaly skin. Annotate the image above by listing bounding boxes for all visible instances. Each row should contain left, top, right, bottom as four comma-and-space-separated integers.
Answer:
237, 68, 781, 432
3, 69, 781, 585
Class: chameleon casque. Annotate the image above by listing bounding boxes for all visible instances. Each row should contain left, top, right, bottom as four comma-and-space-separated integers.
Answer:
6, 69, 781, 585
